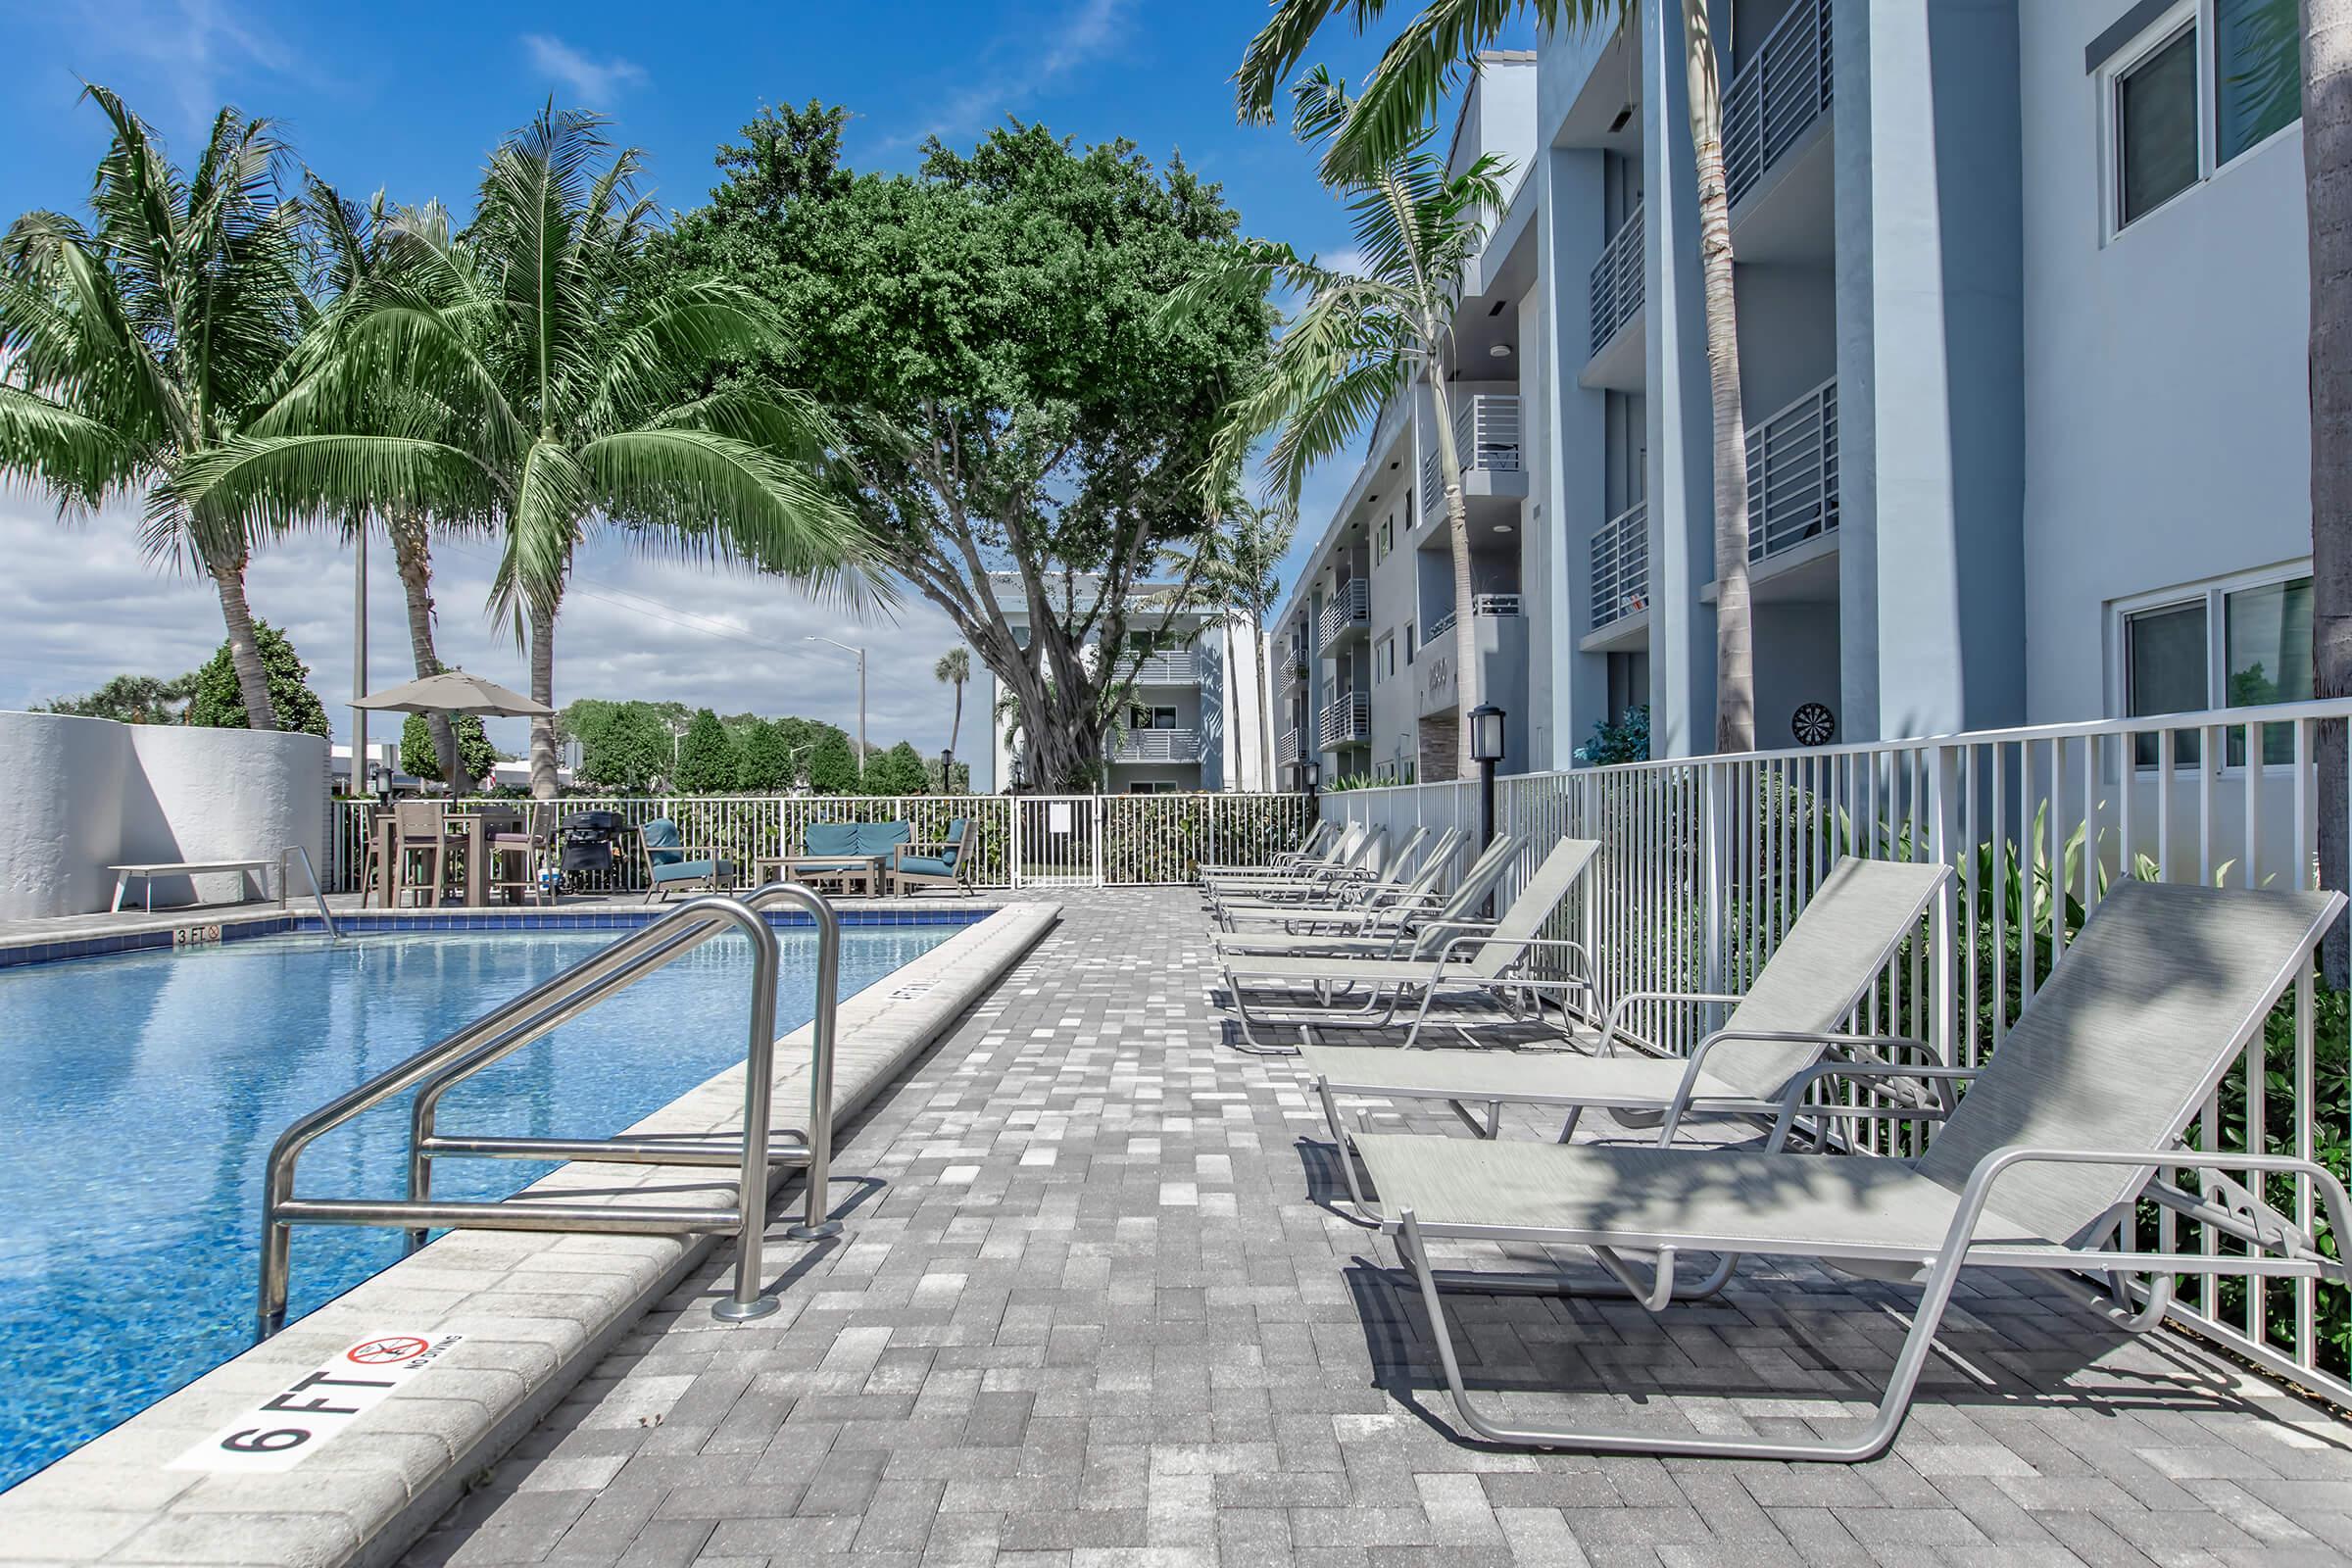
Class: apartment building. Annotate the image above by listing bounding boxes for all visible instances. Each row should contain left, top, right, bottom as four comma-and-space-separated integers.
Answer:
978, 572, 1274, 793
1275, 0, 2310, 778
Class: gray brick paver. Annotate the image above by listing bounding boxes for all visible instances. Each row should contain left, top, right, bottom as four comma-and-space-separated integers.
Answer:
391, 889, 2352, 1568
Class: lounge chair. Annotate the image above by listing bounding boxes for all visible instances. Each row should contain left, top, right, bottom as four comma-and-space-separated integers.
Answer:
1217, 828, 1463, 935
890, 817, 976, 895
1356, 879, 2349, 1460
1198, 819, 1338, 879
1211, 826, 1432, 921
1214, 830, 1508, 956
1306, 857, 1950, 1219
637, 817, 737, 903
1218, 836, 1600, 1053
1203, 823, 1383, 898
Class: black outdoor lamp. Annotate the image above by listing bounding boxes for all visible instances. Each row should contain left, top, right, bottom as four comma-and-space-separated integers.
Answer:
1469, 701, 1505, 849
1008, 753, 1027, 795
939, 747, 955, 796
1301, 758, 1321, 800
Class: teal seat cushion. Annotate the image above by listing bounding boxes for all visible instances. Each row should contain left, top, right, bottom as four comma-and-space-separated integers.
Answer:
895, 855, 956, 879
857, 821, 912, 858
642, 818, 685, 867
805, 821, 860, 857
651, 858, 729, 883
940, 819, 967, 867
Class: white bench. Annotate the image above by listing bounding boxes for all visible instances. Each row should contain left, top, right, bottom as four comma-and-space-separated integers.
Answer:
109, 859, 273, 913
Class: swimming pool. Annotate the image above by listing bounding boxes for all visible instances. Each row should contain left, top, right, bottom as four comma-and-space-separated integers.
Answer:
0, 920, 962, 1492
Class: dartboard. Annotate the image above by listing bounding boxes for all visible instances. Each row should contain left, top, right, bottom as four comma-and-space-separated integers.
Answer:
1791, 703, 1836, 747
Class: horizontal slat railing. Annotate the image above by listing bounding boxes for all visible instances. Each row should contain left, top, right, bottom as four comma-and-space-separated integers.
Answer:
1324, 699, 2352, 1408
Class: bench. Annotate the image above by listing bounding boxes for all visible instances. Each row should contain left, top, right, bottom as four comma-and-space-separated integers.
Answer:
108, 859, 274, 913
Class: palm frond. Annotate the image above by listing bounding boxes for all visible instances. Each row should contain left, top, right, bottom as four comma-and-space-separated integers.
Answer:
172, 431, 497, 536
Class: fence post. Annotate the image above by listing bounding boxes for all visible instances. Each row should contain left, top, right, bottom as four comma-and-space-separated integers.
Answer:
1009, 797, 1023, 890
1928, 745, 1962, 1071
1701, 764, 1729, 998
1091, 796, 1105, 886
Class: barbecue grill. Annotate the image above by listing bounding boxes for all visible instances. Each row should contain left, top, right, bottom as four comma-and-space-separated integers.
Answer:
560, 810, 630, 888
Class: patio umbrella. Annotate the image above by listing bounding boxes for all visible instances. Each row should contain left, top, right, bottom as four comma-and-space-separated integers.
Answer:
351, 670, 553, 717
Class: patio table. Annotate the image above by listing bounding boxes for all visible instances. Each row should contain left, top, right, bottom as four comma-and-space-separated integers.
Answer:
769, 854, 882, 899
369, 810, 489, 907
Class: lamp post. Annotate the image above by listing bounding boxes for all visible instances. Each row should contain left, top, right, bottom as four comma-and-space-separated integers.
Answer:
1008, 753, 1028, 795
803, 636, 867, 785
939, 747, 955, 796
1468, 704, 1505, 913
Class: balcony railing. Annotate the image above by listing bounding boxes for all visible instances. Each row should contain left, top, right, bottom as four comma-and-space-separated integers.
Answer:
1745, 378, 1838, 564
1723, 0, 1833, 207
1424, 593, 1525, 641
1318, 578, 1370, 650
1590, 501, 1650, 631
1112, 727, 1201, 763
1589, 205, 1643, 353
1279, 726, 1301, 763
1420, 393, 1525, 514
1317, 692, 1370, 749
1129, 650, 1197, 685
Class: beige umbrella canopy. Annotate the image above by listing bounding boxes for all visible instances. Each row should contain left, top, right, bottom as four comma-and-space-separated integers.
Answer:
352, 670, 553, 717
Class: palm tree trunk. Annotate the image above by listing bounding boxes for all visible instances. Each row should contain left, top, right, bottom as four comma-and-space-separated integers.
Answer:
1429, 369, 1480, 779
529, 599, 559, 801
1684, 0, 1754, 755
2310, 0, 2352, 983
385, 510, 464, 792
949, 681, 963, 760
206, 543, 277, 732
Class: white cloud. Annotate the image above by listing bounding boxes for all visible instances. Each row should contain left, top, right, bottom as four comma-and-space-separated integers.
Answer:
885, 0, 1133, 149
58, 0, 312, 143
0, 494, 979, 774
520, 34, 647, 105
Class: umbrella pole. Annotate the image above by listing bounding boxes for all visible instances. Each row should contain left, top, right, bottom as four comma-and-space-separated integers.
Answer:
351, 519, 368, 797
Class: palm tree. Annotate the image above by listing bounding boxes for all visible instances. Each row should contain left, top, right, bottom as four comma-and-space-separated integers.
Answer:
179, 107, 879, 798
2306, 0, 2351, 980
1165, 68, 1504, 777
1235, 0, 1756, 752
0, 86, 308, 730
300, 180, 479, 790
1195, 502, 1297, 788
933, 646, 969, 779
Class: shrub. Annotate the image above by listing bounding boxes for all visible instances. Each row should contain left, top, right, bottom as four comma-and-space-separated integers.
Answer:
186, 620, 328, 736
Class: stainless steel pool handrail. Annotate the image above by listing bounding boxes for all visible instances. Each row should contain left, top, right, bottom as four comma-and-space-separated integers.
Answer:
255, 885, 841, 1337
400, 881, 845, 1250
278, 844, 341, 942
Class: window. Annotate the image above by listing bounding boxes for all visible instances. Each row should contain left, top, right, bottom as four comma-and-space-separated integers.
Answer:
1374, 633, 1396, 684
2116, 568, 2313, 766
1405, 620, 1417, 665
1378, 515, 1396, 560
1404, 487, 1415, 530
2105, 1, 2301, 235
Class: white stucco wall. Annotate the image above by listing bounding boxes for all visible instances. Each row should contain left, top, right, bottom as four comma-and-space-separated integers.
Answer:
2020, 1, 2312, 724
0, 711, 327, 918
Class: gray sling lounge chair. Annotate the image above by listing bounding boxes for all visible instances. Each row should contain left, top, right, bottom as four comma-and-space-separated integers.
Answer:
1355, 879, 2349, 1461
1211, 827, 1429, 919
1214, 830, 1507, 956
1306, 857, 1950, 1218
1214, 827, 1449, 928
1202, 823, 1383, 899
1219, 837, 1600, 1054
1198, 818, 1337, 879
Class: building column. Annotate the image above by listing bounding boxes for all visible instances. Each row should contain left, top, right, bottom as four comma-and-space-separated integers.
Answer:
1642, 0, 1720, 758
1834, 0, 2026, 740
1535, 142, 1612, 770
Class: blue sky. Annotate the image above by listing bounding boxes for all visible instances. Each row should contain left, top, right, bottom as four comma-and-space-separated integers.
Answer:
0, 0, 1521, 775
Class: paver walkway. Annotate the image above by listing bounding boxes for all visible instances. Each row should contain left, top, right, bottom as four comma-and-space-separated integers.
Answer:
404, 889, 2352, 1568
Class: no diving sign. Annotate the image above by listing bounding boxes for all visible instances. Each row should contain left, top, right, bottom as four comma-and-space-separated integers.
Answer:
171, 1332, 464, 1473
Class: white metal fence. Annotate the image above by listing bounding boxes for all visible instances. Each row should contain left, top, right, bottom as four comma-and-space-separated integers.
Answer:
1326, 700, 2352, 1406
329, 791, 1318, 895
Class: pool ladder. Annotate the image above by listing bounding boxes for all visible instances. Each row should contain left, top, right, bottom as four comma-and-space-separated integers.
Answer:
254, 883, 845, 1338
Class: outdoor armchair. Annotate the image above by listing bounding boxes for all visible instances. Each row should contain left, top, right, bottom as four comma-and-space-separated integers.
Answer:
1303, 856, 1950, 1222
1353, 878, 2348, 1461
637, 817, 737, 903
890, 818, 976, 896
1217, 836, 1600, 1054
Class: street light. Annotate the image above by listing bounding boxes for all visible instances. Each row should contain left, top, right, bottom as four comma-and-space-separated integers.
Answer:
1301, 758, 1320, 801
1008, 753, 1028, 795
939, 747, 955, 796
802, 636, 867, 785
1468, 704, 1505, 909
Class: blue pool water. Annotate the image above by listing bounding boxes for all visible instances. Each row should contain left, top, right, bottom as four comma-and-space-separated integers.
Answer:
0, 923, 957, 1491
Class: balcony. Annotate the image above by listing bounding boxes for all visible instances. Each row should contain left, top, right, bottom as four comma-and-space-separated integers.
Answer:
1279, 726, 1301, 764
1723, 0, 1833, 208
1419, 393, 1525, 514
1130, 650, 1197, 686
1317, 579, 1370, 650
1112, 727, 1201, 763
1590, 500, 1649, 633
1745, 379, 1838, 565
1317, 692, 1370, 749
1589, 205, 1642, 354
1424, 593, 1524, 642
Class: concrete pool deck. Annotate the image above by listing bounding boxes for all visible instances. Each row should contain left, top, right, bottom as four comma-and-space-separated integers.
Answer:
0, 898, 1058, 1567
393, 888, 2352, 1568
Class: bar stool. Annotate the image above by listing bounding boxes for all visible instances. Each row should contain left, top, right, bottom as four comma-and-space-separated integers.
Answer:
484, 805, 546, 906
393, 800, 450, 907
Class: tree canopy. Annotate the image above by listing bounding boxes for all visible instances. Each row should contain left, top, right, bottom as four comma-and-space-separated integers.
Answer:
653, 106, 1275, 789
38, 672, 198, 724
401, 710, 498, 783
673, 709, 739, 792
187, 619, 328, 736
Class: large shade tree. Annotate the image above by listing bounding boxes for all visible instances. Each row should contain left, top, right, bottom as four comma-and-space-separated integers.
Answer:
181, 107, 879, 798
1166, 69, 1504, 777
0, 86, 308, 731
653, 105, 1275, 791
1237, 0, 1757, 752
